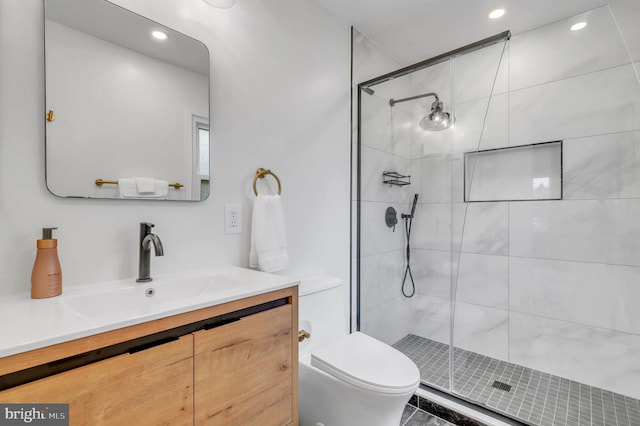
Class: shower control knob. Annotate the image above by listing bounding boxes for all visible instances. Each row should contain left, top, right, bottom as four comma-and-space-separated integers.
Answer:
385, 207, 398, 231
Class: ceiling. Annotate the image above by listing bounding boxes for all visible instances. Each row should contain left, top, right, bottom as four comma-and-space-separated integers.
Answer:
47, 0, 209, 74
311, 0, 615, 65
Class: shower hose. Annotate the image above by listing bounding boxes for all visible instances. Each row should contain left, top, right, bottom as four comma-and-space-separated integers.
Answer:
401, 213, 415, 298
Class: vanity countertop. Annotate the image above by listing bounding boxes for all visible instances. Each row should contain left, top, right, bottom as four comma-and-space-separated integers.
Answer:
0, 265, 298, 358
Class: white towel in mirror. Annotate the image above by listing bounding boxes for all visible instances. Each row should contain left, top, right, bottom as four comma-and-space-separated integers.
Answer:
135, 177, 156, 193
118, 178, 138, 198
118, 178, 169, 199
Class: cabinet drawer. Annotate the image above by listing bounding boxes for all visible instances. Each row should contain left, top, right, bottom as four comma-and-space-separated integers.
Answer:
194, 304, 293, 425
0, 335, 193, 426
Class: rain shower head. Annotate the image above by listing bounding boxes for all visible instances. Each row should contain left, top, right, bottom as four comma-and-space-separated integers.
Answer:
420, 98, 451, 131
389, 92, 452, 131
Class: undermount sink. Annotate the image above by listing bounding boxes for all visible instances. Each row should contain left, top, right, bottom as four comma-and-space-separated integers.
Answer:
62, 274, 249, 318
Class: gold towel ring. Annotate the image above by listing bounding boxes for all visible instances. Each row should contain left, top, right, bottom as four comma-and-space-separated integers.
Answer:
253, 168, 281, 196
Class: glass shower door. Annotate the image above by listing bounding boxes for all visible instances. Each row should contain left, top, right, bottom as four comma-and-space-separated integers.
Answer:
452, 6, 640, 425
355, 33, 508, 395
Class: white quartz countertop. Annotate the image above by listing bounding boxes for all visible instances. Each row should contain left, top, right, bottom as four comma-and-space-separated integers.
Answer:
0, 265, 298, 358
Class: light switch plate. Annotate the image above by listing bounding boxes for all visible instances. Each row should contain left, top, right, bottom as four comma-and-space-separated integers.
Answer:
225, 204, 241, 234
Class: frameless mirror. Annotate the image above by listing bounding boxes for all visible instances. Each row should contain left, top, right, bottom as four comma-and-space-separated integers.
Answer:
44, 0, 210, 200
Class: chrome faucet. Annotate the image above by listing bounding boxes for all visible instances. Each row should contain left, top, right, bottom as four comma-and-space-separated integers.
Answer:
136, 222, 164, 283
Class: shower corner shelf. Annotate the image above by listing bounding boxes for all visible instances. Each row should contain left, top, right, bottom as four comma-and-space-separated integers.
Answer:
382, 171, 411, 186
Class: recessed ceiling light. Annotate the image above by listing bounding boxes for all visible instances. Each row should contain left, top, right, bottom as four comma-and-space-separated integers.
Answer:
488, 8, 505, 19
151, 30, 167, 41
203, 0, 235, 8
570, 22, 587, 31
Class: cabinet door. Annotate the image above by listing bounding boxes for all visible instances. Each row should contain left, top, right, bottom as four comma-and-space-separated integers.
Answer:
194, 304, 293, 425
0, 335, 193, 426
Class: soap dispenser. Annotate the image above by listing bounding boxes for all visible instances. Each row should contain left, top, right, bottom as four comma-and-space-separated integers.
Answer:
31, 227, 62, 299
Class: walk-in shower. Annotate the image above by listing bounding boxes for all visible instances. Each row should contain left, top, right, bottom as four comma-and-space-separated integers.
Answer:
353, 5, 640, 425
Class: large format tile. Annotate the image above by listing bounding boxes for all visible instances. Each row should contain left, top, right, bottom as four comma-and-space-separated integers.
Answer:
452, 41, 509, 103
452, 302, 509, 362
410, 295, 509, 361
451, 93, 509, 155
455, 253, 508, 310
509, 6, 630, 91
361, 93, 412, 157
509, 64, 640, 147
610, 2, 640, 62
510, 257, 640, 335
360, 200, 407, 256
360, 249, 406, 311
564, 130, 640, 200
406, 60, 452, 107
509, 199, 640, 266
453, 202, 509, 255
360, 144, 412, 203
412, 248, 452, 300
361, 295, 413, 345
351, 29, 401, 86
410, 294, 451, 345
417, 154, 454, 203
412, 203, 452, 251
510, 312, 640, 400
413, 200, 510, 256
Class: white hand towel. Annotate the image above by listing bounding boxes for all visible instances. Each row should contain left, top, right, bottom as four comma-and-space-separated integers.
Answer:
118, 178, 169, 199
135, 177, 156, 193
118, 178, 138, 198
250, 194, 289, 273
153, 180, 169, 198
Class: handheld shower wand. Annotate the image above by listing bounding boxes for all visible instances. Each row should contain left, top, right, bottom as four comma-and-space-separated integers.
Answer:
401, 194, 418, 298
402, 193, 419, 220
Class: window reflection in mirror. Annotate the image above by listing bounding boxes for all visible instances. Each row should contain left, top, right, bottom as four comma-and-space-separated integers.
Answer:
44, 0, 210, 200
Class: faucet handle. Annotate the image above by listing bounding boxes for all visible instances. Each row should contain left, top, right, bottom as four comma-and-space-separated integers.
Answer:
140, 222, 155, 233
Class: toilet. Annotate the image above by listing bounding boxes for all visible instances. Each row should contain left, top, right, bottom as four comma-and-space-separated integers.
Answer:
298, 275, 420, 426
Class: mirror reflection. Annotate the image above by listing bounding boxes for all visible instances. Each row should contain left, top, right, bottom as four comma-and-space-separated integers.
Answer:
44, 0, 210, 200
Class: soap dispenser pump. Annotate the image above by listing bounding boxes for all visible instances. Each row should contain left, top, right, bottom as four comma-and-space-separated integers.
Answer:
31, 227, 62, 299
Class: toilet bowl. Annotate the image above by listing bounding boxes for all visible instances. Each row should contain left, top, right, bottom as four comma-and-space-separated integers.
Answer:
298, 276, 420, 426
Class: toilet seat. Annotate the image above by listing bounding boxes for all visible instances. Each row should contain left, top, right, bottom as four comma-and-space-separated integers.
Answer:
310, 332, 420, 395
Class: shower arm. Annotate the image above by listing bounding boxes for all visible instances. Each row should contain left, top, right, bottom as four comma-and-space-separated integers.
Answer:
389, 92, 439, 107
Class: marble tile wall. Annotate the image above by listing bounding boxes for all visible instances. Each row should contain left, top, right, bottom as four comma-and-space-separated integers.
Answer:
355, 5, 640, 400
400, 6, 640, 399
353, 28, 416, 343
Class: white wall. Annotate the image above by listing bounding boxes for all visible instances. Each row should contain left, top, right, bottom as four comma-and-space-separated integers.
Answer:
0, 0, 350, 297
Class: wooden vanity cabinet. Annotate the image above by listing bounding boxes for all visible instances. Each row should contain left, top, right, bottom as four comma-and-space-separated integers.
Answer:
0, 287, 298, 426
194, 304, 293, 425
0, 336, 194, 425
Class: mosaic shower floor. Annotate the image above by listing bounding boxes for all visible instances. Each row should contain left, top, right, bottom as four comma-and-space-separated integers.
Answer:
393, 334, 640, 426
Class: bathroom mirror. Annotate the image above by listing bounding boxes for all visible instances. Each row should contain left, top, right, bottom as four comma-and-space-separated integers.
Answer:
44, 0, 210, 200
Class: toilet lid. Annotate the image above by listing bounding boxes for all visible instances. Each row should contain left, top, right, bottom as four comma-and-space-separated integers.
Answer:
310, 332, 420, 394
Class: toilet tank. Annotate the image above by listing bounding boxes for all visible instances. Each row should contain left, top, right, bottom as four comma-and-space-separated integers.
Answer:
298, 275, 347, 355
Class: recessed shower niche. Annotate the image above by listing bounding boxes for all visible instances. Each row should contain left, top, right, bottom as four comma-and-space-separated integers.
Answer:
464, 141, 563, 202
